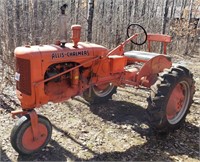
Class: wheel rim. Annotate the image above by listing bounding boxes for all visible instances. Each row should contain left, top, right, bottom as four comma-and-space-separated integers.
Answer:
93, 83, 114, 97
22, 123, 48, 151
166, 81, 190, 124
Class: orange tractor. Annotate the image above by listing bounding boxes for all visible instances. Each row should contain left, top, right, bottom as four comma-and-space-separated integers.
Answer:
11, 5, 195, 155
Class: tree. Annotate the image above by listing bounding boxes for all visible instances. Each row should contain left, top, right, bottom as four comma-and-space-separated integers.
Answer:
160, 0, 169, 53
161, 0, 169, 34
0, 0, 199, 93
180, 0, 188, 19
141, 0, 147, 17
170, 0, 177, 19
70, 0, 75, 24
87, 0, 94, 42
184, 0, 194, 55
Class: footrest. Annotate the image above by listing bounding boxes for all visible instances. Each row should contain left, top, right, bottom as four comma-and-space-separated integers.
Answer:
124, 50, 171, 61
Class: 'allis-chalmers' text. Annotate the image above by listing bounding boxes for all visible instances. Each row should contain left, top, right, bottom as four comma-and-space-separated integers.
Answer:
51, 50, 89, 59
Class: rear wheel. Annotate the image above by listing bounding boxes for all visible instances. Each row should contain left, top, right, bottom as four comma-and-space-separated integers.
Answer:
11, 114, 52, 155
147, 66, 195, 133
83, 83, 117, 104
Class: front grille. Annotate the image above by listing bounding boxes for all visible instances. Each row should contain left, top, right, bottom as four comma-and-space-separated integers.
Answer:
16, 58, 31, 95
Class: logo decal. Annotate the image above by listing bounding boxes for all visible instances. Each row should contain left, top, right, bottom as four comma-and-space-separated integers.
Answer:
15, 72, 20, 81
52, 51, 89, 59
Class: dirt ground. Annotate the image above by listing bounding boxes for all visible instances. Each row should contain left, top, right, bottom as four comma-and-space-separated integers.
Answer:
0, 54, 200, 162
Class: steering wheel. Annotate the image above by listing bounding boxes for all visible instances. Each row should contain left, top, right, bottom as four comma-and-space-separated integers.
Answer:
127, 24, 147, 45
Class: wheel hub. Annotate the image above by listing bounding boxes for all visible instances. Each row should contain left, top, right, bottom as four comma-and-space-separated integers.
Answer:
22, 124, 48, 151
166, 81, 190, 124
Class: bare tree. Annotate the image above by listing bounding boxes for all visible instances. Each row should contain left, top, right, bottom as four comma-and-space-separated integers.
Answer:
170, 0, 177, 19
160, 0, 169, 53
108, 0, 114, 48
184, 0, 194, 55
141, 0, 147, 17
75, 0, 81, 24
180, 0, 188, 19
134, 0, 139, 18
70, 0, 75, 24
128, 0, 134, 24
0, 0, 199, 92
87, 0, 94, 42
161, 0, 169, 34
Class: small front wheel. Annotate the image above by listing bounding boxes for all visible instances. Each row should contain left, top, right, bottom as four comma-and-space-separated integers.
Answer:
10, 114, 52, 155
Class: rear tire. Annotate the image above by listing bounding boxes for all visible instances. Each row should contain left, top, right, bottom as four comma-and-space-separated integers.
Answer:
11, 114, 52, 155
83, 83, 117, 104
147, 66, 195, 133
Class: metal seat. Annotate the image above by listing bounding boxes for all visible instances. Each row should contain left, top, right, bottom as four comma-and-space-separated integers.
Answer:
124, 50, 171, 61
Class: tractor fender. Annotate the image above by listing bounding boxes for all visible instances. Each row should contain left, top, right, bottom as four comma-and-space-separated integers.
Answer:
136, 55, 172, 86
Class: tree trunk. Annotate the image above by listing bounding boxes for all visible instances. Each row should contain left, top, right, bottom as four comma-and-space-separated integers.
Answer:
141, 0, 147, 17
180, 0, 188, 19
15, 0, 22, 46
147, 0, 156, 29
188, 0, 194, 24
116, 5, 121, 46
75, 0, 81, 24
184, 0, 194, 55
108, 0, 114, 48
70, 0, 75, 24
172, 0, 177, 19
134, 0, 138, 18
33, 0, 38, 44
87, 0, 94, 42
161, 0, 169, 34
100, 0, 105, 44
128, 0, 133, 24
160, 0, 169, 53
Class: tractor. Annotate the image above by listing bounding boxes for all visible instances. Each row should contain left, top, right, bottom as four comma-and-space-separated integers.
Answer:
10, 4, 195, 155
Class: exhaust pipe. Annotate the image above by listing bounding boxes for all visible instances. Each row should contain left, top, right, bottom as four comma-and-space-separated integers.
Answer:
58, 4, 68, 47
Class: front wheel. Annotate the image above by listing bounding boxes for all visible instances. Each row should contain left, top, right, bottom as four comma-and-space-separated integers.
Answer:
83, 83, 117, 104
10, 114, 52, 155
147, 66, 195, 133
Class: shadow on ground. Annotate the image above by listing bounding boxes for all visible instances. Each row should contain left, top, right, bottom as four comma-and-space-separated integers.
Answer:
0, 148, 12, 162
5, 100, 199, 161
0, 96, 16, 113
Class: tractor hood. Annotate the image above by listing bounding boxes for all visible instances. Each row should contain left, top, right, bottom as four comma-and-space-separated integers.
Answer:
38, 42, 109, 62
15, 42, 108, 64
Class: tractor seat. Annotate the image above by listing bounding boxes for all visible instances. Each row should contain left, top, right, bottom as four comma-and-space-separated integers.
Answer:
124, 50, 171, 61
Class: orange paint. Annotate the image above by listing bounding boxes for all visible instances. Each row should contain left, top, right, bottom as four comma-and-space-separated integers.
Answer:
22, 123, 48, 151
14, 26, 172, 113
147, 33, 172, 54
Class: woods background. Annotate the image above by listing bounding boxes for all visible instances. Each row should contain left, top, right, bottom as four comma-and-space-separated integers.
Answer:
0, 0, 199, 92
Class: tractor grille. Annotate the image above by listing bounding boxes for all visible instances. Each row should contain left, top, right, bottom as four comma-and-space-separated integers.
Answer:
16, 58, 31, 95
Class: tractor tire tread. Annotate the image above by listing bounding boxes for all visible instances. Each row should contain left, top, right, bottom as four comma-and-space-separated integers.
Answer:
147, 67, 195, 134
